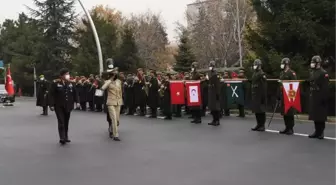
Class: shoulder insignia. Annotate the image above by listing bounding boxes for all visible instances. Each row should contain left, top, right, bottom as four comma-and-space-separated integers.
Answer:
325, 73, 329, 78
263, 75, 266, 79
292, 72, 296, 76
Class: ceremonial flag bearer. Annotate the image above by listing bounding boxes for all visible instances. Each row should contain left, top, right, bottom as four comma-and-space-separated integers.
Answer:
278, 58, 297, 135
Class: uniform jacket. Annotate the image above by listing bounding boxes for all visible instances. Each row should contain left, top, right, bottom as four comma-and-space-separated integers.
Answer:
250, 70, 267, 113
48, 79, 79, 112
102, 79, 123, 106
147, 77, 159, 108
36, 80, 50, 107
208, 70, 221, 111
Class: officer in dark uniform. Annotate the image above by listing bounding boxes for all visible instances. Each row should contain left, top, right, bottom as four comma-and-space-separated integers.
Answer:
237, 69, 246, 117
207, 61, 221, 126
36, 75, 50, 115
94, 75, 104, 112
162, 74, 172, 120
48, 68, 79, 145
200, 73, 208, 116
134, 68, 147, 116
278, 58, 297, 135
251, 59, 267, 131
308, 56, 329, 139
147, 70, 159, 118
190, 62, 202, 124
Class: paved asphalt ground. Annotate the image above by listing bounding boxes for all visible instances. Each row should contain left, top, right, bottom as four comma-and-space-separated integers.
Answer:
0, 99, 335, 185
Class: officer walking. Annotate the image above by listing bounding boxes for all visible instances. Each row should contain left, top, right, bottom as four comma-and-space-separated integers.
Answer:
48, 68, 79, 145
278, 58, 297, 135
250, 59, 267, 131
308, 56, 329, 139
207, 61, 221, 126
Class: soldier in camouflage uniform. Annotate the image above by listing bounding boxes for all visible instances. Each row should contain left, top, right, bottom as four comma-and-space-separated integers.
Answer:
278, 58, 297, 135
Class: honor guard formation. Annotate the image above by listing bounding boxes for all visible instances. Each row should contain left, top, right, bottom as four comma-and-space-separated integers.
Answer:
32, 56, 332, 144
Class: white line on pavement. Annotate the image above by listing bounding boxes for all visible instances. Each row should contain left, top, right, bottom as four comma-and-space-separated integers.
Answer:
266, 129, 336, 141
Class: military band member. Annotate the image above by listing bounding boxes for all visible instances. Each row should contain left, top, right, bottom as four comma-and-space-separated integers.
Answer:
278, 58, 297, 135
207, 61, 221, 126
147, 70, 160, 118
78, 77, 88, 111
36, 75, 50, 116
162, 74, 172, 120
134, 68, 147, 116
308, 56, 329, 139
94, 75, 103, 112
48, 68, 79, 145
124, 74, 135, 115
87, 77, 96, 111
251, 59, 267, 131
190, 62, 202, 124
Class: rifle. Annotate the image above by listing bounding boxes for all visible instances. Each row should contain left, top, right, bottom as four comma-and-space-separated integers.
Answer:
268, 100, 280, 127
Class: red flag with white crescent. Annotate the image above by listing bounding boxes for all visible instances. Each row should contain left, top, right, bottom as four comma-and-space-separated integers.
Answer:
169, 80, 185, 105
282, 81, 301, 114
185, 81, 202, 107
5, 65, 15, 96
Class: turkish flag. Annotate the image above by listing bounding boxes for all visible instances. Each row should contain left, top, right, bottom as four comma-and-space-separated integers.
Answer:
170, 81, 185, 105
5, 65, 15, 96
185, 81, 202, 107
282, 81, 301, 114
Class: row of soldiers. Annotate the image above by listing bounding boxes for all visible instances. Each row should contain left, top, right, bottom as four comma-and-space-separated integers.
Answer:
36, 55, 329, 139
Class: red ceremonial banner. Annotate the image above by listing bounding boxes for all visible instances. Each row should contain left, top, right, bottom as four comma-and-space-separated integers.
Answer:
282, 82, 301, 114
169, 81, 185, 105
185, 81, 202, 107
5, 65, 15, 96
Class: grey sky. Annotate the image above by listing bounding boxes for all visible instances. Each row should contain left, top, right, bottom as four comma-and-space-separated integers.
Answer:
0, 0, 195, 43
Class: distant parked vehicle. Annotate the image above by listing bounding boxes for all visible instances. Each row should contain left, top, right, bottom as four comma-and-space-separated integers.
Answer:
0, 84, 15, 103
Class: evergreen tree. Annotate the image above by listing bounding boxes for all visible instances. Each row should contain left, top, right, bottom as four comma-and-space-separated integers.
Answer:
72, 8, 119, 76
30, 0, 76, 78
115, 25, 141, 72
246, 0, 335, 78
0, 13, 43, 94
174, 30, 196, 72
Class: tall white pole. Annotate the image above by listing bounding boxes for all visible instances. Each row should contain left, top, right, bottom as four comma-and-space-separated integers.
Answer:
77, 0, 104, 74
236, 0, 243, 67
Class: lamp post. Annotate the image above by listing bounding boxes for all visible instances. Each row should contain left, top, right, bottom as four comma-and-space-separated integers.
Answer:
77, 0, 104, 74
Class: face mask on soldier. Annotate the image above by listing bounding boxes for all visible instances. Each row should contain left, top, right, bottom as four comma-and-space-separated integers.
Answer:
65, 74, 70, 80
310, 63, 316, 69
280, 64, 285, 69
108, 64, 114, 69
253, 65, 258, 70
40, 77, 44, 81
191, 68, 195, 72
209, 67, 213, 71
